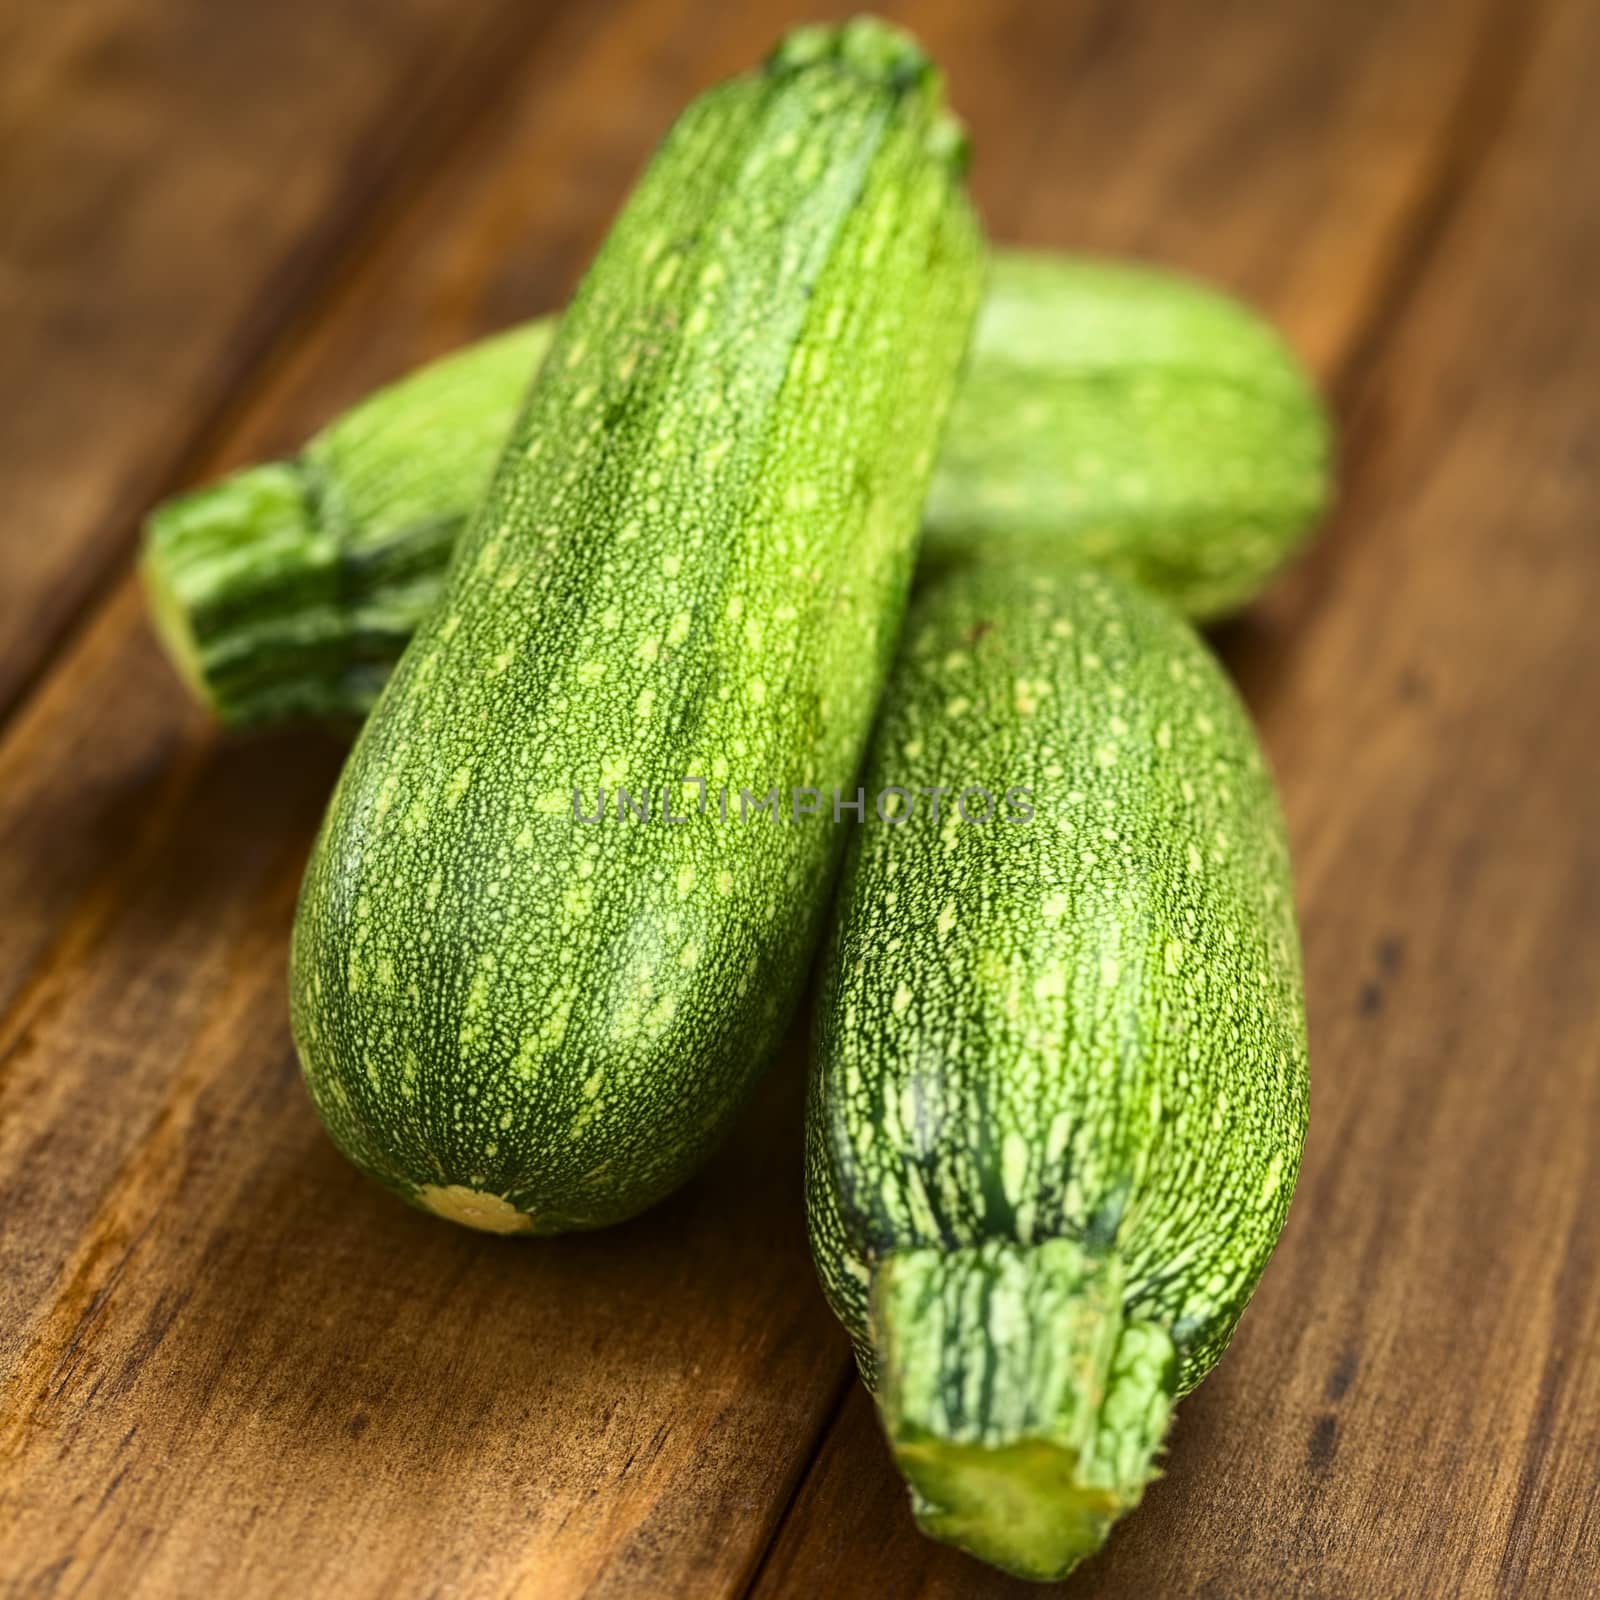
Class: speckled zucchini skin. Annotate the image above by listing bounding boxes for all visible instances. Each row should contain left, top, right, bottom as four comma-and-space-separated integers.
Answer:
921, 251, 1329, 618
289, 21, 983, 1234
807, 560, 1308, 1577
143, 253, 1328, 726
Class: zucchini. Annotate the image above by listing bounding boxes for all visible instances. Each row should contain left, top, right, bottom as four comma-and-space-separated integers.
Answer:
144, 255, 1327, 726
289, 21, 983, 1234
924, 251, 1329, 616
807, 559, 1308, 1579
145, 323, 555, 726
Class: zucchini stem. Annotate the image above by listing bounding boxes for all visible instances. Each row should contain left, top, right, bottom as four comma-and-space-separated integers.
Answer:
870, 1238, 1177, 1581
141, 462, 365, 727
141, 320, 556, 727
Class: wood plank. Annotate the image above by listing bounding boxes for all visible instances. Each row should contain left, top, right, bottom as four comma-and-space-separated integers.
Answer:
0, 0, 1519, 1594
1, 842, 837, 1596
0, 7, 865, 1593
0, 0, 578, 721
753, 2, 1600, 1595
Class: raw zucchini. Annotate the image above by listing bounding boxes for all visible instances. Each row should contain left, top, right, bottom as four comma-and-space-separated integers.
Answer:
144, 254, 1328, 725
807, 559, 1308, 1579
290, 21, 983, 1233
924, 251, 1329, 616
145, 323, 555, 726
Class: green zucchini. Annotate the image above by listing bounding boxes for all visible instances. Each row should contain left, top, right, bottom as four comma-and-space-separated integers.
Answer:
143, 254, 1328, 726
289, 21, 983, 1234
807, 559, 1308, 1579
146, 323, 554, 726
924, 251, 1329, 616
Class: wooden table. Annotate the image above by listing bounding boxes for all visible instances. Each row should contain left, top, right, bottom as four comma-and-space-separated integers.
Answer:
2, 1, 1596, 1594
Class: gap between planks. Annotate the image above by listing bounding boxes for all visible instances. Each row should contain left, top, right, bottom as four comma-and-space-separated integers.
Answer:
0, 0, 594, 745
1227, 0, 1540, 670
0, 2, 1546, 1593
732, 0, 1545, 1589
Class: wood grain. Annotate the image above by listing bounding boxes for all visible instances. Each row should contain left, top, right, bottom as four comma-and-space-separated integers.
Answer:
4, 0, 1593, 1595
754, 1, 1600, 1595
0, 0, 577, 721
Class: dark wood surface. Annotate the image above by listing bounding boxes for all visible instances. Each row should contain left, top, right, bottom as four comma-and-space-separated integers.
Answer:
1, 1, 1595, 1595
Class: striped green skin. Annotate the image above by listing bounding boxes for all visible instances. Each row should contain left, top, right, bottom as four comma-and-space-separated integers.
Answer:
807, 560, 1307, 1579
289, 21, 983, 1236
144, 324, 556, 725
142, 252, 1328, 726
